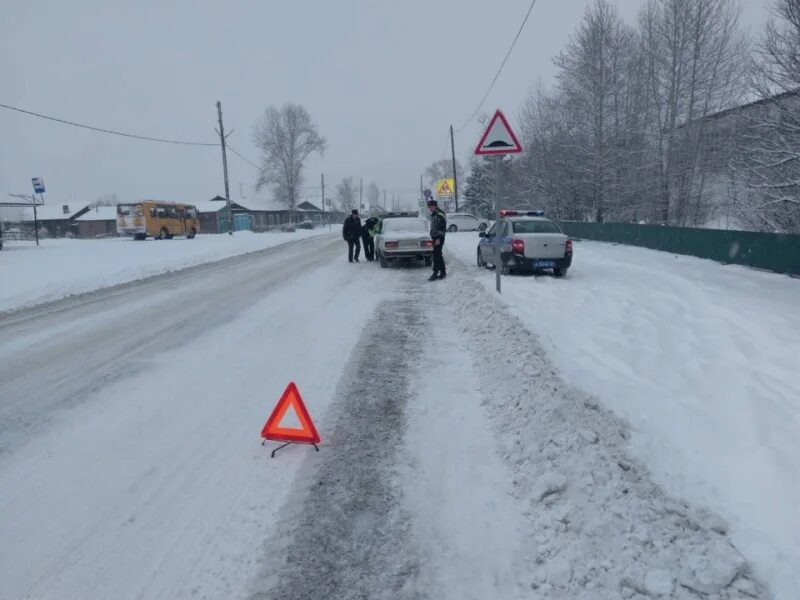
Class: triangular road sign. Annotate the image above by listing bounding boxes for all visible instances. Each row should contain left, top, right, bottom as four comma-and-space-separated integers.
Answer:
261, 382, 321, 444
474, 109, 522, 155
437, 179, 453, 195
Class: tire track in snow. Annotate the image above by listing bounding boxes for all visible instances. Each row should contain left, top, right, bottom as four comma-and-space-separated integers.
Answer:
249, 288, 428, 600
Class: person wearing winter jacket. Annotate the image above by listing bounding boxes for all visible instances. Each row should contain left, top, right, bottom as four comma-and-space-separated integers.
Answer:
361, 216, 380, 261
342, 209, 363, 263
427, 199, 447, 280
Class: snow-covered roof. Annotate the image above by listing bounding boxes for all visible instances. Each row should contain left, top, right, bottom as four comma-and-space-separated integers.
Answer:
21, 204, 89, 221
77, 206, 118, 221
194, 200, 254, 214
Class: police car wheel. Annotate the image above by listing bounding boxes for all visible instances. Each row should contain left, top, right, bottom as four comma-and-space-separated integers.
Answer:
477, 249, 486, 268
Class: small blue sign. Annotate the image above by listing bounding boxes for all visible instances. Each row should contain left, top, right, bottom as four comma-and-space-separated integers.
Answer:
32, 177, 45, 194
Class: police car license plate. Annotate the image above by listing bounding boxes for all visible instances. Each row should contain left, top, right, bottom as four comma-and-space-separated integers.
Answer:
534, 260, 555, 268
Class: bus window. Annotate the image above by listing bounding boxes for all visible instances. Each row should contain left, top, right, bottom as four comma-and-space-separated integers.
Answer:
149, 207, 157, 218
187, 207, 197, 219
157, 206, 167, 219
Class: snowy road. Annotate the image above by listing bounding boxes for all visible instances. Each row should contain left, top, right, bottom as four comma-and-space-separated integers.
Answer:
0, 235, 775, 599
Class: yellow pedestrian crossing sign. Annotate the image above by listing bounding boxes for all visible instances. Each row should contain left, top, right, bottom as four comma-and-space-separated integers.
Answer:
436, 178, 455, 197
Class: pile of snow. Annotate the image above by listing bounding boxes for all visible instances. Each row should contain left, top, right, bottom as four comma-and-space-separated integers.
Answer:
440, 263, 769, 598
446, 233, 800, 598
0, 230, 329, 312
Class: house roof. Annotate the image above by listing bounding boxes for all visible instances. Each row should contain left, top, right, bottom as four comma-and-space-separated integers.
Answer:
297, 201, 322, 211
77, 206, 118, 221
676, 88, 800, 129
21, 203, 89, 221
195, 200, 252, 214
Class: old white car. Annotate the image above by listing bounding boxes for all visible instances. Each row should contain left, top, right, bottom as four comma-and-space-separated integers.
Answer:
375, 216, 433, 268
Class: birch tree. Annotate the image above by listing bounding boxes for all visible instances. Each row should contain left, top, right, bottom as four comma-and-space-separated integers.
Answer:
252, 103, 327, 212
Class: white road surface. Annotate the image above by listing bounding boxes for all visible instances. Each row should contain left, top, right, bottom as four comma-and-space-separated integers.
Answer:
0, 233, 787, 598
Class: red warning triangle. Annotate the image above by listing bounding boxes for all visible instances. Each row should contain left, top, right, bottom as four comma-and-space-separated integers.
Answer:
261, 382, 321, 444
474, 109, 522, 155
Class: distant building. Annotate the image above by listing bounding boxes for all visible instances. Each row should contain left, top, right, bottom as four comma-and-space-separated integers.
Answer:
21, 203, 90, 238
674, 90, 800, 230
76, 206, 118, 238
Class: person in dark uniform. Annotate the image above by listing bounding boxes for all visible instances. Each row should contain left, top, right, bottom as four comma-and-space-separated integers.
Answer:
427, 199, 447, 280
342, 209, 362, 262
361, 216, 379, 261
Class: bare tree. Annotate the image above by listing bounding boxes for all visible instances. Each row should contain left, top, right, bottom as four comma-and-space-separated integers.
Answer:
640, 0, 748, 224
729, 0, 800, 232
366, 181, 381, 208
552, 0, 643, 222
252, 103, 326, 212
424, 158, 465, 189
336, 177, 357, 211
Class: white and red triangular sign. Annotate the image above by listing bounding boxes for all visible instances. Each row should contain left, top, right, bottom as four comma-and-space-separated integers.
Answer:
474, 109, 522, 156
260, 382, 321, 445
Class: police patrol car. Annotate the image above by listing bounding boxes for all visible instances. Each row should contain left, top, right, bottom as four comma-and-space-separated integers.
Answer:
477, 210, 573, 277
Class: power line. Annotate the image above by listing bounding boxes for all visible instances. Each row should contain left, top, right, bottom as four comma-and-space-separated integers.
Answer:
227, 144, 260, 169
0, 101, 218, 146
456, 0, 537, 132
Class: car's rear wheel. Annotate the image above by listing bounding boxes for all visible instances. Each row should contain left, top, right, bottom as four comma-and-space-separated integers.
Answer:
477, 248, 486, 268
448, 224, 458, 233
379, 251, 388, 268
553, 267, 568, 277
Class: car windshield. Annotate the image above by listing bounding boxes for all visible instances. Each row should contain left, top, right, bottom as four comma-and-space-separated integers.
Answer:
512, 220, 561, 234
382, 218, 426, 233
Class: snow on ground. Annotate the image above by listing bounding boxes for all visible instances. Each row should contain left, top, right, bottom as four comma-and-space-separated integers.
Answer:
0, 249, 393, 600
447, 233, 800, 598
0, 229, 328, 312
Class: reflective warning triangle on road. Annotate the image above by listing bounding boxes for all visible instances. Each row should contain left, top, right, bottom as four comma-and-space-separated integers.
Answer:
261, 382, 321, 444
474, 109, 522, 156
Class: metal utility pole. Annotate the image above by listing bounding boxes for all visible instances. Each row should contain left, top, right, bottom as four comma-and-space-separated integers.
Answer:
383, 189, 387, 211
419, 174, 424, 206
216, 100, 233, 235
450, 125, 459, 212
494, 156, 502, 293
359, 177, 363, 210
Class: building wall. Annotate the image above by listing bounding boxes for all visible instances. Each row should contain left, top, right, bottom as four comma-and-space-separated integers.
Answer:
78, 220, 117, 238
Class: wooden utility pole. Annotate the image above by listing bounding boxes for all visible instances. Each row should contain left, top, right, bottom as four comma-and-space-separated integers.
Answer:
450, 125, 459, 212
216, 101, 233, 235
359, 177, 363, 210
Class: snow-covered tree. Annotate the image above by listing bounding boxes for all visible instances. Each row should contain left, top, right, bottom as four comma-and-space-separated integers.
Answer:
252, 103, 326, 212
336, 177, 357, 211
729, 0, 800, 232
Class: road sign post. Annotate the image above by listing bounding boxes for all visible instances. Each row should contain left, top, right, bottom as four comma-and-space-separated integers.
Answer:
474, 110, 522, 294
493, 157, 502, 292
31, 178, 46, 246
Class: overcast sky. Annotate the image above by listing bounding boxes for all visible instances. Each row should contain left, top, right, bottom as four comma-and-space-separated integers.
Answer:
0, 0, 770, 211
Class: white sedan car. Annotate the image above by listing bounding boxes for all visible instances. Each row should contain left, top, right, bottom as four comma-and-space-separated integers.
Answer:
446, 212, 489, 233
375, 217, 433, 268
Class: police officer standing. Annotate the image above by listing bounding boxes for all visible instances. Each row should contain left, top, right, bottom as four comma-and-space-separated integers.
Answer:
342, 209, 362, 263
427, 199, 447, 280
361, 216, 379, 262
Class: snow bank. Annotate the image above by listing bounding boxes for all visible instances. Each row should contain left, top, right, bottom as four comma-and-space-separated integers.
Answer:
446, 233, 800, 598
0, 229, 329, 312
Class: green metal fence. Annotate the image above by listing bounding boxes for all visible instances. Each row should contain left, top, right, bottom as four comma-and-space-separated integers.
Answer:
558, 222, 800, 276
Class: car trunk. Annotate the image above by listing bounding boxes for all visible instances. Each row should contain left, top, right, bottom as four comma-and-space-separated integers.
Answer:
517, 233, 567, 259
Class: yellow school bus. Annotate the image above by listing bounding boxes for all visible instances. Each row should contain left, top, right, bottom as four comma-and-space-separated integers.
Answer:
117, 201, 199, 240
